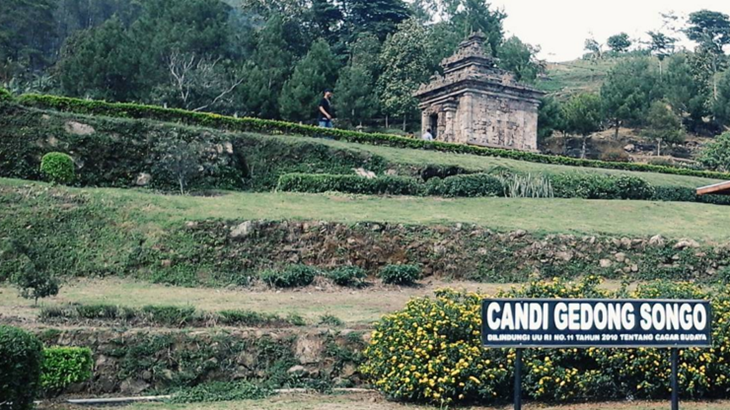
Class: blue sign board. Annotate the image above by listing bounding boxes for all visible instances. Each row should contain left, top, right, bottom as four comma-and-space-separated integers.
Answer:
481, 299, 712, 349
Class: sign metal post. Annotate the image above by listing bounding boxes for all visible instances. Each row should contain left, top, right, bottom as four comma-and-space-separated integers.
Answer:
514, 348, 522, 410
671, 348, 679, 410
481, 299, 711, 410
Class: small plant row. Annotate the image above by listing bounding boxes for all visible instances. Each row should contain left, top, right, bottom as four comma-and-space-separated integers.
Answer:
276, 172, 730, 205
40, 304, 308, 328
1, 325, 93, 408
260, 264, 422, 288
13, 92, 730, 180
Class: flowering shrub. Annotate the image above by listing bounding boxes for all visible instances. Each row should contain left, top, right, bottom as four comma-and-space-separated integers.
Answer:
363, 277, 730, 405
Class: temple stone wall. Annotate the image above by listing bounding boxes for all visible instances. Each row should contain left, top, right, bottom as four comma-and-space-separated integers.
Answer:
415, 32, 544, 152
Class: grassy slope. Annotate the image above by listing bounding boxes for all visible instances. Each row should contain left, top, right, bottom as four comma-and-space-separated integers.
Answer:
3, 178, 730, 242
537, 57, 620, 96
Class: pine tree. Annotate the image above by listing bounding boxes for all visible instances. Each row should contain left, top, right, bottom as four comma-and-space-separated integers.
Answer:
240, 16, 293, 119
279, 39, 339, 122
377, 18, 433, 130
344, 0, 411, 41
57, 18, 141, 101
335, 64, 377, 127
643, 100, 685, 156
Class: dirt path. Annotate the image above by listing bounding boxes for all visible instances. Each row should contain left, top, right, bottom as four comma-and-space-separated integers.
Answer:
40, 392, 730, 410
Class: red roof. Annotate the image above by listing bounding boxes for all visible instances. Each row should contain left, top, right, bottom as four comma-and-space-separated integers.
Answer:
697, 181, 730, 196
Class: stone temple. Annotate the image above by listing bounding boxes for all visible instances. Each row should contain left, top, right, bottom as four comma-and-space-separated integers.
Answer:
415, 32, 544, 152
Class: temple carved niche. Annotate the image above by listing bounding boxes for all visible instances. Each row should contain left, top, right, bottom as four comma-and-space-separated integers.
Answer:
415, 32, 545, 152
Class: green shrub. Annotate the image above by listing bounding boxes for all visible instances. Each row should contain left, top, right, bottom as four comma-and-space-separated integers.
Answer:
277, 173, 424, 196
425, 174, 504, 198
550, 173, 655, 200
0, 87, 12, 102
286, 313, 307, 326
652, 186, 730, 206
141, 305, 196, 326
169, 381, 271, 403
379, 264, 421, 286
218, 310, 293, 327
18, 93, 730, 180
260, 265, 318, 288
0, 326, 44, 409
40, 152, 75, 185
326, 266, 367, 287
41, 347, 93, 393
318, 314, 344, 327
363, 278, 730, 406
12, 260, 60, 306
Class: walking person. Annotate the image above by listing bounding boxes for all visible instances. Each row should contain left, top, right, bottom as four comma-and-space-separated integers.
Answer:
318, 89, 335, 128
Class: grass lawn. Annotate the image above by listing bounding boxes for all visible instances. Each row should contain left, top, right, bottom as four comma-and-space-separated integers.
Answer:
51, 393, 730, 410
3, 178, 730, 242
278, 134, 723, 189
0, 278, 509, 327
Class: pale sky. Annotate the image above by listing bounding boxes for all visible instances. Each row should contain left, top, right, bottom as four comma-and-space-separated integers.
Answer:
489, 0, 730, 62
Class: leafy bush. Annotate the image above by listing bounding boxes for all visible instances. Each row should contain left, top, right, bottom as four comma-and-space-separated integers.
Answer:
379, 265, 421, 286
550, 173, 655, 200
318, 314, 344, 327
141, 305, 197, 326
326, 266, 367, 287
260, 265, 318, 288
277, 173, 424, 196
169, 381, 271, 403
363, 277, 730, 406
599, 146, 630, 162
40, 152, 75, 185
218, 310, 296, 327
0, 87, 12, 102
699, 132, 730, 172
41, 347, 93, 393
425, 174, 504, 198
0, 326, 44, 409
19, 93, 730, 180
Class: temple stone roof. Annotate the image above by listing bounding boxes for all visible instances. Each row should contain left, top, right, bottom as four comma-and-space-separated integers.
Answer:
415, 31, 544, 102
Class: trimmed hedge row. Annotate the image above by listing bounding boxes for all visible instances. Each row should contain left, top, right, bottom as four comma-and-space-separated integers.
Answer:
276, 173, 424, 196
16, 92, 730, 180
277, 172, 730, 205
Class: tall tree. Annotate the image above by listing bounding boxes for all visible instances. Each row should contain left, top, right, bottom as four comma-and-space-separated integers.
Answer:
377, 18, 434, 130
0, 0, 57, 80
642, 100, 685, 156
714, 69, 730, 128
335, 33, 381, 126
239, 16, 293, 119
130, 0, 233, 92
607, 33, 632, 53
584, 36, 603, 62
56, 18, 141, 101
665, 52, 713, 131
601, 58, 661, 139
647, 30, 677, 78
343, 0, 411, 42
279, 39, 339, 122
498, 36, 544, 83
562, 93, 603, 159
537, 96, 564, 143
685, 10, 730, 101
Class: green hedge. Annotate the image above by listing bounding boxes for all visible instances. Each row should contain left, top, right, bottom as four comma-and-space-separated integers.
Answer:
276, 173, 424, 196
0, 325, 44, 410
41, 347, 93, 393
17, 93, 730, 180
551, 173, 655, 200
277, 172, 730, 206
